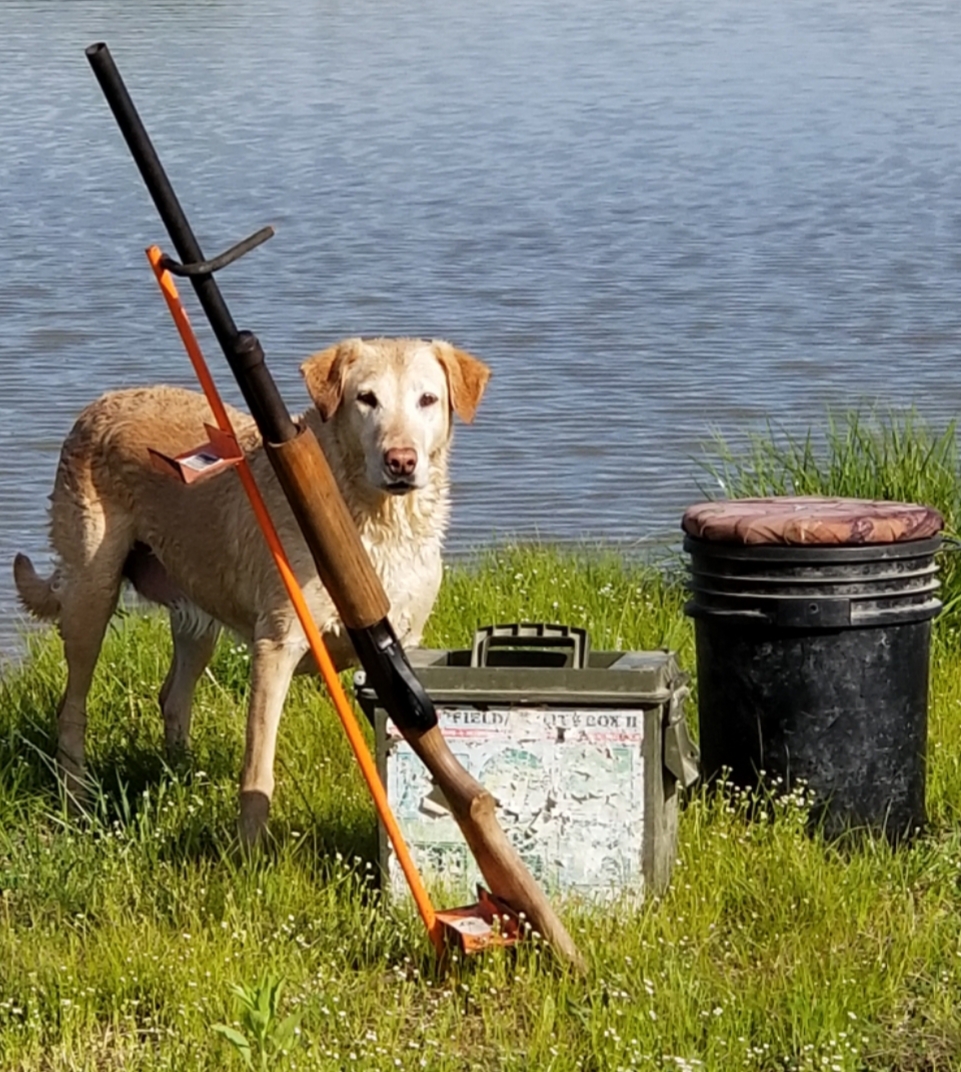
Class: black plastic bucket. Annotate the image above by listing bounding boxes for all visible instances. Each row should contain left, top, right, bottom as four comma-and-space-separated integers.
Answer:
685, 534, 942, 839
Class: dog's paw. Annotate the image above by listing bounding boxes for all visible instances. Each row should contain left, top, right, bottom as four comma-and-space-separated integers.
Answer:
238, 790, 271, 849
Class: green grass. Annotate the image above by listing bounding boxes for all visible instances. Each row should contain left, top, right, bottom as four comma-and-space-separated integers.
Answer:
4, 414, 961, 1069
702, 410, 960, 517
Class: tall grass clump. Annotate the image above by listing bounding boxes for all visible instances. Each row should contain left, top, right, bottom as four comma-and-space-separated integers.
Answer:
701, 408, 961, 637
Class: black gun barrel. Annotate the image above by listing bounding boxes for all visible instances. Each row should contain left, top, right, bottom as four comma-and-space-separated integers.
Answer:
85, 41, 295, 445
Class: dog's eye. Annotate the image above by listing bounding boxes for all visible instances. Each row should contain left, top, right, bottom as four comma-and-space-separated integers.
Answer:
418, 392, 438, 408
357, 391, 378, 408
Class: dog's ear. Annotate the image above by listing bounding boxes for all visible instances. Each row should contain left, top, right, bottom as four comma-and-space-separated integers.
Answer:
300, 339, 362, 421
431, 341, 491, 424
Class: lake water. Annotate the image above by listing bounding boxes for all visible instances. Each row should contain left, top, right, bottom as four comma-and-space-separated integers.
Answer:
2, 0, 961, 655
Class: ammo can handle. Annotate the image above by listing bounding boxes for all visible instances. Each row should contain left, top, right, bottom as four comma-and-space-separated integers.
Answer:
471, 623, 590, 668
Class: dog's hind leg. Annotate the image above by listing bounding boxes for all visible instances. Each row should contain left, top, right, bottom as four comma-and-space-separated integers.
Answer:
238, 631, 307, 847
159, 608, 221, 757
55, 554, 128, 807
46, 453, 137, 807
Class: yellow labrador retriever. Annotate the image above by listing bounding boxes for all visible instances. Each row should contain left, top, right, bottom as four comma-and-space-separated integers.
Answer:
14, 337, 490, 842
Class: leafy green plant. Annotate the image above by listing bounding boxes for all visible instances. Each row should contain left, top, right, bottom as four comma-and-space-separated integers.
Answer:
212, 974, 302, 1070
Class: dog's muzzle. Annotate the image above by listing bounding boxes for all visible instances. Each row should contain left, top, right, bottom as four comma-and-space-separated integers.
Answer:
383, 446, 418, 493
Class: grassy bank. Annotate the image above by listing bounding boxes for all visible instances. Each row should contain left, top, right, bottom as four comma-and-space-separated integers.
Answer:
3, 413, 961, 1070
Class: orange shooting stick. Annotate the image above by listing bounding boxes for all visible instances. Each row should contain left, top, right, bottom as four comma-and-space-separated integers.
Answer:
146, 246, 445, 957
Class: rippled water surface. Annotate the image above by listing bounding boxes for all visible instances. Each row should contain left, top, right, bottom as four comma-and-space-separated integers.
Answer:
2, 0, 961, 653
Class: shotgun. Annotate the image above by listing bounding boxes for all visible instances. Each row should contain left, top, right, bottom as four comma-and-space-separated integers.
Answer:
85, 42, 584, 971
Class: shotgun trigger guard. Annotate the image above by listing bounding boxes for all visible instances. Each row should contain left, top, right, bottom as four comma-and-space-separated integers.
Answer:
160, 225, 275, 277
347, 620, 438, 732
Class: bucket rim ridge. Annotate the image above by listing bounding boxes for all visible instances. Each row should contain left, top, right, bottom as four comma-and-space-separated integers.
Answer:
682, 533, 943, 564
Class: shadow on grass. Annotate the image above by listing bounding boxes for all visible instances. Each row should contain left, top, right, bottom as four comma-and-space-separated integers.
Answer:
0, 715, 378, 877
1, 619, 381, 895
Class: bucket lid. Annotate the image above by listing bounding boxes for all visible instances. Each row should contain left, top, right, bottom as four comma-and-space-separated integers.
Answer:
682, 496, 943, 546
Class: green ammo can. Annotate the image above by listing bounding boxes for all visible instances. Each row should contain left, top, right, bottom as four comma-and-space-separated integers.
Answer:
354, 623, 698, 903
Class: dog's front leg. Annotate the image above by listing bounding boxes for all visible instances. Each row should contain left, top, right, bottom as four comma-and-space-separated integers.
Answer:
238, 634, 305, 847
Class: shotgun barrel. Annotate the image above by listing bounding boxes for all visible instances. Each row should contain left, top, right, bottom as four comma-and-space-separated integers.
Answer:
86, 43, 292, 445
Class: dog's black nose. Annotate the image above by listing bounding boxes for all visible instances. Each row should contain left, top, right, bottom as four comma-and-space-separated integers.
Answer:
385, 447, 417, 477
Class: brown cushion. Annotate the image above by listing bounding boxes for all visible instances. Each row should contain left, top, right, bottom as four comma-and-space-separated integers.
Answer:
682, 496, 944, 546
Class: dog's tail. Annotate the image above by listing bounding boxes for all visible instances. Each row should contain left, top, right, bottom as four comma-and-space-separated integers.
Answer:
13, 554, 61, 621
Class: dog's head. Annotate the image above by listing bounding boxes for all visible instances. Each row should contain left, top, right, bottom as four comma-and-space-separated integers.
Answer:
301, 337, 491, 495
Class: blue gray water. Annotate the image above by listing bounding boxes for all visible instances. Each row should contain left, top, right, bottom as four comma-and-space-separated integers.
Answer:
2, 0, 961, 654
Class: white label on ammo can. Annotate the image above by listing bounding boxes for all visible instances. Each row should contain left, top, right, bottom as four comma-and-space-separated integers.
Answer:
383, 706, 646, 901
